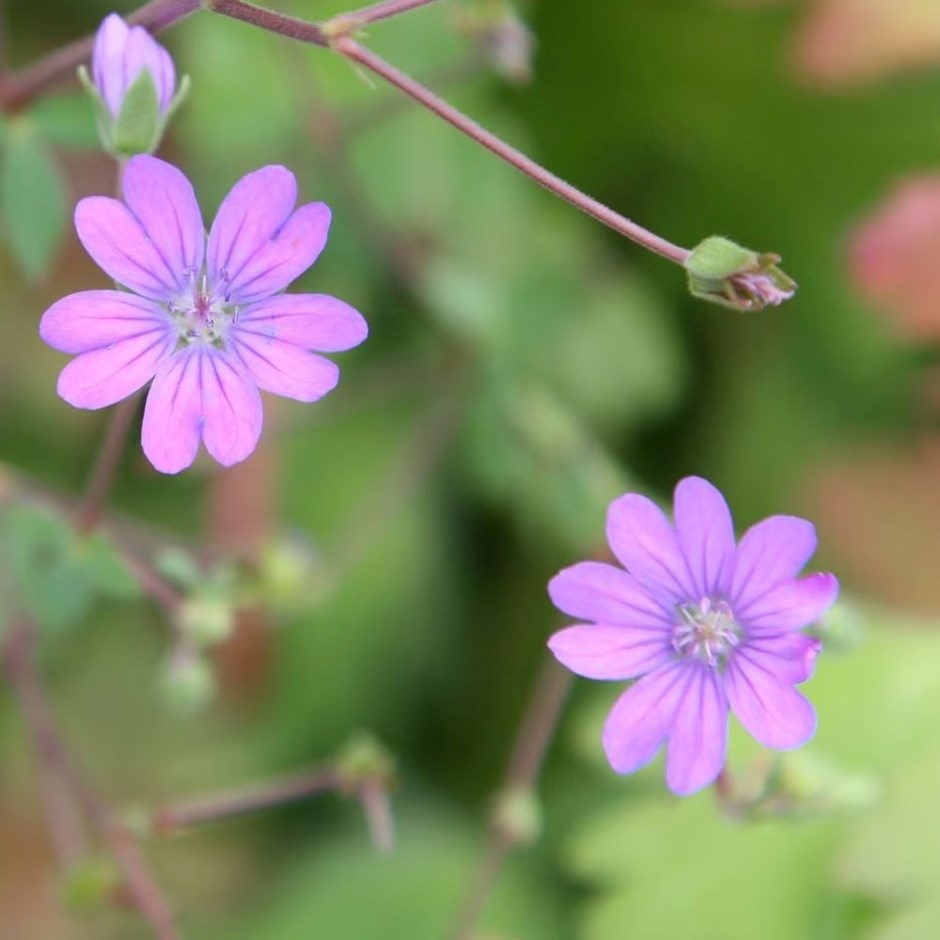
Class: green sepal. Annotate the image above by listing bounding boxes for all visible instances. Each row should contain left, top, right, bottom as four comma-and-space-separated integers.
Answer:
112, 68, 162, 156
686, 235, 796, 312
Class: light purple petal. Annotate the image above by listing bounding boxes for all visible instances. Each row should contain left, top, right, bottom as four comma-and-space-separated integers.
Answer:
57, 331, 173, 409
75, 196, 183, 301
736, 633, 822, 686
92, 14, 130, 116
739, 573, 839, 634
207, 167, 331, 303
602, 661, 690, 775
548, 561, 671, 628
222, 202, 331, 305
673, 476, 735, 598
725, 659, 817, 750
234, 335, 339, 402
125, 26, 175, 113
665, 667, 728, 795
122, 156, 204, 279
548, 624, 673, 680
731, 515, 817, 609
40, 291, 168, 354
606, 493, 694, 601
141, 349, 263, 474
237, 295, 368, 352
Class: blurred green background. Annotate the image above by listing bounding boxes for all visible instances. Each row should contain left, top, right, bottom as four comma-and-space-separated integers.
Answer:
4, 0, 940, 937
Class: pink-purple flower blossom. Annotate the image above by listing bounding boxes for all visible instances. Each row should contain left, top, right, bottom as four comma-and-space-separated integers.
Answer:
547, 477, 838, 796
92, 13, 176, 118
40, 155, 367, 474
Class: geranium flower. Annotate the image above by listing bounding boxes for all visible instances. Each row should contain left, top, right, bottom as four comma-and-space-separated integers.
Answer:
40, 155, 367, 473
547, 477, 838, 795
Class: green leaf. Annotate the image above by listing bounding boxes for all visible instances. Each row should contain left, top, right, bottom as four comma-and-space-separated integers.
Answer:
1, 506, 139, 635
30, 93, 100, 150
0, 120, 68, 280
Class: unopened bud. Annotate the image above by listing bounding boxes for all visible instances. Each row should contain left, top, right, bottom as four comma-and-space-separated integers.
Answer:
79, 13, 189, 158
159, 650, 215, 715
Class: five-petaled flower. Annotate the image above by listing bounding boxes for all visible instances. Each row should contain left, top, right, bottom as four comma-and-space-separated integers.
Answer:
547, 477, 838, 796
40, 155, 368, 473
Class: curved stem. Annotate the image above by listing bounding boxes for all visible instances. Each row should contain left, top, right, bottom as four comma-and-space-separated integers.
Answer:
333, 37, 689, 264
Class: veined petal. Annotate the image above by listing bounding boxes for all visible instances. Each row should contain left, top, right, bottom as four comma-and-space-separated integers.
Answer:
199, 354, 264, 466
122, 156, 204, 279
141, 349, 263, 474
732, 515, 817, 609
223, 202, 331, 305
75, 196, 184, 301
207, 166, 330, 303
548, 624, 672, 680
92, 14, 130, 116
674, 476, 735, 598
233, 335, 339, 403
725, 659, 817, 750
602, 661, 690, 776
548, 561, 671, 628
740, 573, 839, 634
665, 667, 728, 795
40, 291, 168, 354
606, 493, 694, 601
57, 331, 173, 409
237, 295, 368, 352
736, 633, 822, 686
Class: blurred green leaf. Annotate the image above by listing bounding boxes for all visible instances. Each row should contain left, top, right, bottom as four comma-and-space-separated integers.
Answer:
211, 806, 563, 940
1, 505, 139, 634
0, 120, 68, 280
29, 93, 100, 150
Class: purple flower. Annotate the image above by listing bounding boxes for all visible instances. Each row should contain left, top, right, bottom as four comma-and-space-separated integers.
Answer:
547, 477, 838, 796
40, 155, 367, 474
92, 13, 176, 118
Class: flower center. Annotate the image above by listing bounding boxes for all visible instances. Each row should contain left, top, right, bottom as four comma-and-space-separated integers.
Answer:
166, 270, 239, 348
671, 597, 741, 668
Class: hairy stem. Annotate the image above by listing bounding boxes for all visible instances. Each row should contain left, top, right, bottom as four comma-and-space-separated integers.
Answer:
447, 657, 572, 940
151, 764, 341, 833
333, 37, 690, 264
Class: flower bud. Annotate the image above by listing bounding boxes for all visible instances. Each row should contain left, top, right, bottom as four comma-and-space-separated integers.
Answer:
685, 236, 797, 311
78, 14, 189, 158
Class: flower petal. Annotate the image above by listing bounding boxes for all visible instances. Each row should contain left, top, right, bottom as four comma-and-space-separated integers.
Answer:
606, 493, 693, 601
602, 662, 690, 776
40, 291, 167, 354
207, 166, 331, 303
731, 515, 817, 609
548, 624, 673, 680
234, 335, 339, 402
92, 14, 130, 116
122, 156, 204, 280
737, 633, 822, 686
673, 476, 735, 598
125, 26, 175, 112
665, 667, 728, 795
547, 561, 671, 628
237, 295, 368, 352
740, 573, 839, 634
57, 331, 173, 409
725, 659, 817, 750
142, 349, 263, 474
75, 196, 183, 301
